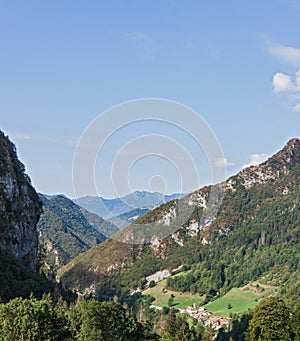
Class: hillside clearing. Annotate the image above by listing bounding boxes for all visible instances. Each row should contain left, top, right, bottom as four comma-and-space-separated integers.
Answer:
142, 278, 203, 309
204, 282, 276, 317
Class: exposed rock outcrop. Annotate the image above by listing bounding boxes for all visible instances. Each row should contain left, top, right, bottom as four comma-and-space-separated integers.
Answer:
0, 131, 42, 270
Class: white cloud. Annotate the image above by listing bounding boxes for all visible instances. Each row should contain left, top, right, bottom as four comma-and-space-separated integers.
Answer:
272, 69, 300, 111
267, 42, 300, 66
293, 103, 300, 112
243, 153, 268, 169
273, 70, 300, 93
213, 157, 234, 169
266, 40, 300, 110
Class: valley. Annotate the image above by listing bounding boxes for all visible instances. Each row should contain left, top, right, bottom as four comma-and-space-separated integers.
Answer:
2, 1, 300, 339
0, 130, 299, 340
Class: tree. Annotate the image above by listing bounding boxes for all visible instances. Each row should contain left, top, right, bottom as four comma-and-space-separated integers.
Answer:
291, 303, 300, 341
168, 294, 175, 307
162, 308, 192, 341
202, 326, 214, 341
149, 280, 156, 288
0, 297, 69, 340
217, 313, 251, 341
175, 316, 192, 341
163, 308, 177, 337
247, 296, 292, 341
68, 300, 144, 341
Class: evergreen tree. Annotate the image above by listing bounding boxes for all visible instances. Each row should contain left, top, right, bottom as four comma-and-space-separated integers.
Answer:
291, 303, 300, 341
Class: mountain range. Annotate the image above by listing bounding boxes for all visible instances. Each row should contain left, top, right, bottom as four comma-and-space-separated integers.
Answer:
59, 138, 300, 305
0, 129, 299, 339
74, 191, 183, 220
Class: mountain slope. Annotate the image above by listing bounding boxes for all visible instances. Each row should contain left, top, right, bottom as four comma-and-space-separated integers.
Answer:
74, 191, 183, 219
0, 131, 42, 270
59, 138, 300, 302
38, 194, 118, 270
81, 208, 119, 236
108, 208, 151, 229
0, 131, 72, 302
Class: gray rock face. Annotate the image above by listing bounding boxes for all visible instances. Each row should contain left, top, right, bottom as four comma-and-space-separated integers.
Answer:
0, 131, 42, 270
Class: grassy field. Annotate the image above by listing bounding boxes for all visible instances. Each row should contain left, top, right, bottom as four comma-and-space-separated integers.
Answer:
142, 279, 203, 309
204, 282, 276, 317
143, 278, 276, 316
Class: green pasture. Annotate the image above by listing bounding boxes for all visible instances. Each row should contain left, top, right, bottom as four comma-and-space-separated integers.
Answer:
142, 279, 203, 309
204, 283, 276, 317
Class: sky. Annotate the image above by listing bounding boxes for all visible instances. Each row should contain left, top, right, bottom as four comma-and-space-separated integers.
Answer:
1, 0, 300, 198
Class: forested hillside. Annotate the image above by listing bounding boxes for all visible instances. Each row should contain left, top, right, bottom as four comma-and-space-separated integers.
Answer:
1, 130, 299, 340
38, 194, 118, 270
59, 138, 300, 306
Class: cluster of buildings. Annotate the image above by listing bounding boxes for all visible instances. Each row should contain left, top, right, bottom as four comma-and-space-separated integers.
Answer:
179, 305, 231, 331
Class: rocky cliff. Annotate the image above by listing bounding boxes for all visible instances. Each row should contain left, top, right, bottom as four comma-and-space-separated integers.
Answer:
0, 131, 41, 270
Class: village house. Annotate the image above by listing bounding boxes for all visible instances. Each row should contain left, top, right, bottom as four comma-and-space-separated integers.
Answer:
181, 305, 231, 331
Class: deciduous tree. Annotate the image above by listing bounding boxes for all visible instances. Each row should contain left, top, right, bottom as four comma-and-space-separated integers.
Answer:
247, 296, 292, 341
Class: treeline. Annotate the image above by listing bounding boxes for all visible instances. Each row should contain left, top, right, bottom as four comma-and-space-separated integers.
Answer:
0, 295, 206, 340
0, 297, 148, 340
1, 294, 299, 340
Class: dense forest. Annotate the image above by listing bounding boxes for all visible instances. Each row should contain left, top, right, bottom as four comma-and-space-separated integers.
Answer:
38, 194, 116, 270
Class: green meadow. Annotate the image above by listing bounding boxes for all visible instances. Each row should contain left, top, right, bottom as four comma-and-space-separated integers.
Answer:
204, 283, 276, 317
143, 279, 276, 316
142, 279, 203, 309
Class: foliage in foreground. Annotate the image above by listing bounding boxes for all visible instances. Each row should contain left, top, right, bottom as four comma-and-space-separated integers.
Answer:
0, 297, 149, 341
216, 296, 300, 341
247, 296, 293, 341
0, 294, 300, 340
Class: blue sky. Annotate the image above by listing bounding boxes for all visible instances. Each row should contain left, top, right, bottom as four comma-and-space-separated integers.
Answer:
1, 1, 300, 198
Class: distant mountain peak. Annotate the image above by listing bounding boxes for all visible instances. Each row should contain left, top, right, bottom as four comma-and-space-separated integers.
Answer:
133, 190, 158, 198
41, 193, 67, 200
74, 191, 183, 219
